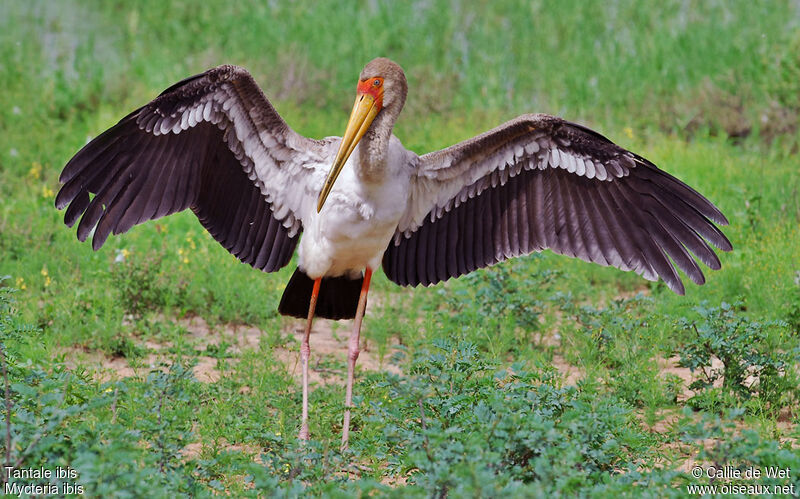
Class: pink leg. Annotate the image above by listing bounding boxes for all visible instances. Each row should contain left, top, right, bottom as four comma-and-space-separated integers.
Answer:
298, 278, 321, 441
341, 268, 372, 450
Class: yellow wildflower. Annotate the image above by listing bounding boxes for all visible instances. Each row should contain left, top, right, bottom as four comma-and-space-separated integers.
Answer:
15, 277, 26, 290
623, 127, 634, 139
28, 162, 42, 180
178, 248, 189, 264
40, 268, 51, 288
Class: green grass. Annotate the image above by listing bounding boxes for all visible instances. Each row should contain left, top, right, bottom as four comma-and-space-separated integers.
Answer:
1, 0, 799, 496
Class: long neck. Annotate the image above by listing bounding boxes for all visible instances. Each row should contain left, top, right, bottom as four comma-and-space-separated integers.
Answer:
356, 109, 397, 183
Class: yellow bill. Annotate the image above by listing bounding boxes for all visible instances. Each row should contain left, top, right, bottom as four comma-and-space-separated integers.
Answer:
316, 92, 381, 212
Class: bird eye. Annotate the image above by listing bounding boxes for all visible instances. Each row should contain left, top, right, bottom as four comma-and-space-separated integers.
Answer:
373, 79, 381, 87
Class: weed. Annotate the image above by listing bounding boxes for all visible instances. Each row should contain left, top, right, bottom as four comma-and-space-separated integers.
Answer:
137, 364, 197, 477
0, 277, 41, 365
785, 271, 800, 333
454, 256, 558, 332
556, 294, 683, 407
437, 256, 559, 357
556, 293, 653, 365
679, 410, 800, 490
106, 336, 146, 359
677, 302, 798, 415
111, 251, 187, 318
359, 339, 651, 496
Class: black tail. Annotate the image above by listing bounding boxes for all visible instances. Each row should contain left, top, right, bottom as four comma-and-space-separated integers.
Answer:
278, 268, 363, 320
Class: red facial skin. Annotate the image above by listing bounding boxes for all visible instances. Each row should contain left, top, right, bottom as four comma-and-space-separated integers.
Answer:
357, 77, 384, 110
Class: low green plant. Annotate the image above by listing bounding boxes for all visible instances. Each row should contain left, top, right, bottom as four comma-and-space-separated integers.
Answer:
111, 251, 187, 318
435, 256, 559, 358
0, 277, 41, 364
785, 271, 800, 334
676, 302, 798, 415
556, 293, 653, 365
555, 294, 682, 408
136, 364, 198, 477
455, 256, 559, 332
0, 281, 206, 496
679, 410, 800, 490
359, 339, 654, 496
105, 336, 146, 359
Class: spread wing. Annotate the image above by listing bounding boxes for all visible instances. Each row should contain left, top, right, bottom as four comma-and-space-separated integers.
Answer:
56, 65, 333, 272
383, 114, 732, 294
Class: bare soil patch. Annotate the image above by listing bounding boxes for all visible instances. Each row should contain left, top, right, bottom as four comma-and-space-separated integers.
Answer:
181, 438, 263, 463
275, 314, 404, 386
657, 355, 725, 403
551, 354, 584, 385
61, 313, 403, 385
62, 316, 239, 382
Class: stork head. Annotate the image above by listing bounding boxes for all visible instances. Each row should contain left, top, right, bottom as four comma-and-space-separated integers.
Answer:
316, 58, 407, 212
358, 57, 408, 115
